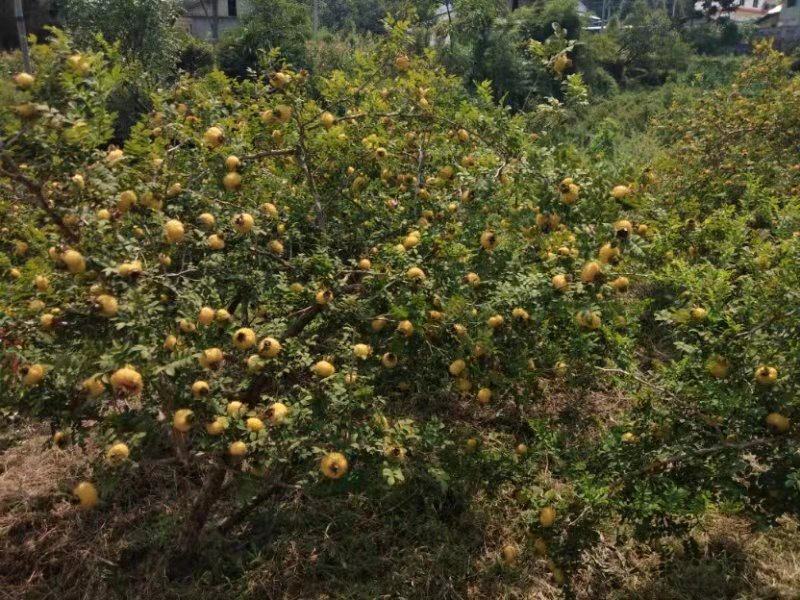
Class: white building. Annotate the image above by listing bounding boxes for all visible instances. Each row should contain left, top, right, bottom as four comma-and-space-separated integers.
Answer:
180, 0, 253, 40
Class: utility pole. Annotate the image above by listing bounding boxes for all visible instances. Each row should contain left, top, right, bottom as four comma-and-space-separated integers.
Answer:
211, 0, 219, 41
14, 0, 32, 72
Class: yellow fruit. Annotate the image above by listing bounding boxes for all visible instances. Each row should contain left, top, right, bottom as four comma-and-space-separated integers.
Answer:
261, 202, 279, 218
179, 319, 196, 333
229, 441, 248, 457
97, 208, 111, 220
21, 364, 45, 386
207, 234, 225, 250
226, 401, 246, 417
611, 185, 631, 200
560, 182, 580, 205
110, 366, 143, 395
706, 355, 729, 379
576, 310, 601, 330
316, 289, 333, 305
232, 212, 254, 233
614, 220, 633, 238
198, 212, 216, 229
465, 272, 481, 287
225, 155, 240, 171
206, 418, 227, 436
273, 104, 293, 122
358, 258, 372, 270
34, 275, 50, 292
515, 443, 528, 456
198, 347, 224, 369
61, 249, 86, 274
96, 294, 118, 317
353, 343, 372, 359
552, 274, 569, 292
621, 431, 637, 443
487, 315, 504, 329
512, 307, 529, 320
755, 365, 778, 386
267, 402, 289, 424
501, 544, 519, 565
457, 128, 470, 142
449, 359, 467, 377
106, 442, 130, 464
198, 306, 215, 326
477, 387, 492, 404
258, 336, 282, 358
610, 276, 629, 292
106, 148, 124, 164
191, 380, 210, 397
320, 111, 336, 128
117, 190, 137, 213
173, 408, 195, 432
164, 219, 185, 243
396, 320, 414, 337
320, 452, 348, 479
232, 328, 257, 350
465, 437, 479, 453
480, 230, 498, 251
381, 352, 398, 368
203, 126, 224, 148
215, 309, 232, 323
117, 260, 143, 277
766, 412, 790, 433
270, 71, 291, 88
553, 52, 572, 74
312, 360, 336, 378
246, 417, 265, 432
371, 316, 388, 332
581, 261, 603, 284
82, 376, 105, 397
539, 506, 556, 527
13, 72, 35, 89
223, 171, 242, 191
689, 307, 708, 322
166, 182, 182, 198
9, 267, 21, 279
268, 240, 284, 254
40, 313, 56, 329
73, 481, 99, 509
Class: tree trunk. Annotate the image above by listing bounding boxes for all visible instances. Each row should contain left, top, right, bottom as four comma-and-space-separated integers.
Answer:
14, 0, 31, 72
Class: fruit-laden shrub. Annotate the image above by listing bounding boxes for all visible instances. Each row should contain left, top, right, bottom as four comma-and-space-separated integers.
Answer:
176, 32, 215, 76
1, 22, 640, 553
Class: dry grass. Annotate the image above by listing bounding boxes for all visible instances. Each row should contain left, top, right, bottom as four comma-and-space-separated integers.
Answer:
1, 425, 799, 600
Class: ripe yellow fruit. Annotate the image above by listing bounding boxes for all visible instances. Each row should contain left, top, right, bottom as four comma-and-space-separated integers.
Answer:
166, 182, 182, 198
371, 316, 388, 332
198, 347, 224, 369
191, 380, 210, 397
198, 306, 215, 326
320, 452, 349, 479
246, 417, 265, 432
223, 171, 242, 191
501, 544, 519, 565
268, 239, 284, 255
457, 128, 470, 142
706, 355, 729, 379
465, 272, 481, 287
270, 71, 291, 88
273, 104, 293, 122
477, 387, 492, 404
179, 318, 196, 334
406, 266, 426, 281
261, 202, 279, 218
611, 185, 631, 200
396, 320, 414, 337
227, 400, 246, 417
581, 261, 603, 284
229, 441, 248, 457
515, 443, 528, 456
203, 126, 224, 148
480, 230, 498, 251
232, 327, 257, 350
320, 111, 336, 128
215, 308, 232, 323
614, 220, 633, 238
206, 418, 227, 436
465, 437, 479, 453
34, 275, 50, 292
9, 267, 21, 279
539, 506, 557, 527
207, 234, 225, 250
512, 307, 529, 320
766, 412, 790, 433
353, 343, 372, 359
117, 260, 143, 278
110, 366, 143, 395
82, 376, 105, 397
316, 289, 333, 305
358, 258, 372, 270
40, 313, 56, 329
14, 72, 35, 89
106, 442, 130, 464
61, 249, 86, 274
198, 212, 216, 229
97, 208, 111, 220
621, 431, 637, 443
117, 190, 137, 213
267, 402, 289, 424
449, 359, 467, 377
576, 310, 602, 330
21, 364, 45, 386
610, 276, 629, 292
232, 213, 254, 234
487, 315, 504, 329
225, 155, 241, 171
106, 148, 124, 164
560, 181, 580, 205
258, 336, 282, 358
73, 481, 99, 509
553, 52, 572, 74
755, 365, 778, 386
689, 307, 708, 322
173, 409, 195, 432
164, 219, 185, 243
552, 274, 569, 292
95, 294, 118, 317
312, 360, 336, 378
381, 352, 398, 368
